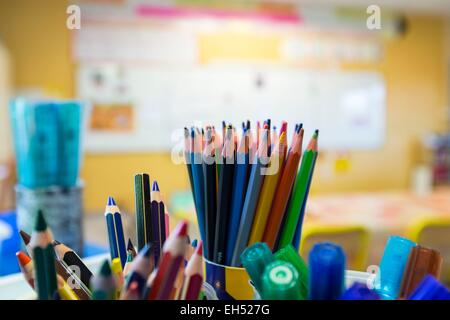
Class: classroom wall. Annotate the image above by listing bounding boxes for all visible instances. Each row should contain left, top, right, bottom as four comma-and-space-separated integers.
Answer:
0, 0, 448, 213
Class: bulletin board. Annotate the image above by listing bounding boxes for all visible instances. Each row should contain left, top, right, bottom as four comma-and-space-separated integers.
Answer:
72, 1, 386, 153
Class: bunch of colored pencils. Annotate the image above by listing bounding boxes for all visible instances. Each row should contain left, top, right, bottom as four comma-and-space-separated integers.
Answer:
184, 121, 318, 266
17, 172, 202, 300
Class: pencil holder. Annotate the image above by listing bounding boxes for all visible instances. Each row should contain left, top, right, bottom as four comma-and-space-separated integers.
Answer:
205, 259, 254, 300
15, 183, 84, 254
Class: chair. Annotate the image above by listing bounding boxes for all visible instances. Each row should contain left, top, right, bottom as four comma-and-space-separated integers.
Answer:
300, 224, 371, 271
406, 218, 450, 285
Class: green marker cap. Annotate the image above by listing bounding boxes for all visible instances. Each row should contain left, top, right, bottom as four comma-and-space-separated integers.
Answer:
275, 244, 309, 299
240, 242, 275, 293
262, 260, 302, 300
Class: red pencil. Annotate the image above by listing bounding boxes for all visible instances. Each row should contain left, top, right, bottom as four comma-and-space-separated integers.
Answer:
146, 221, 188, 300
178, 241, 203, 300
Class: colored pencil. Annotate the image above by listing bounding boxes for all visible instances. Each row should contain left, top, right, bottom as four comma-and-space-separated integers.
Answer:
179, 241, 204, 300
262, 125, 304, 250
16, 251, 34, 288
30, 210, 58, 300
54, 247, 92, 300
226, 128, 250, 265
134, 173, 152, 250
150, 181, 166, 265
202, 127, 216, 260
122, 250, 134, 280
279, 130, 319, 250
214, 127, 235, 264
17, 251, 79, 300
124, 244, 154, 297
127, 238, 137, 258
184, 127, 196, 205
104, 196, 127, 268
147, 221, 187, 300
248, 131, 287, 245
111, 257, 124, 299
231, 129, 269, 266
190, 128, 206, 247
53, 239, 93, 288
19, 230, 32, 254
91, 260, 116, 300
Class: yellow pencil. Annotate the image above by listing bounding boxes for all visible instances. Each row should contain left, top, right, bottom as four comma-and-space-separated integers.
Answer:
111, 257, 124, 299
247, 132, 287, 245
57, 275, 79, 300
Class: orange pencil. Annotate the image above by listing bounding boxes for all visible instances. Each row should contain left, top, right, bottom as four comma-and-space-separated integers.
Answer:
262, 125, 304, 250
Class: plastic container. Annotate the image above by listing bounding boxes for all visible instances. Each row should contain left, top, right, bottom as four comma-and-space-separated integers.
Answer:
15, 183, 84, 254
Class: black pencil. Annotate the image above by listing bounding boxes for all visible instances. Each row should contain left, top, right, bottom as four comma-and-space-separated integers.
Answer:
214, 127, 235, 264
202, 127, 217, 260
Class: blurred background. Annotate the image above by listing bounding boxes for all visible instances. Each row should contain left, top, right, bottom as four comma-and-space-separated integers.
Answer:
0, 0, 450, 279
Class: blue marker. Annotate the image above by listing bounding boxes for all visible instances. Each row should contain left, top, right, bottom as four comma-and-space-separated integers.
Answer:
340, 283, 380, 300
408, 275, 450, 300
309, 242, 346, 300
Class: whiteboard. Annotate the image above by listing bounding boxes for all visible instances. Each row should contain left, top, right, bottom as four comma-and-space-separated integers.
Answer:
76, 63, 385, 152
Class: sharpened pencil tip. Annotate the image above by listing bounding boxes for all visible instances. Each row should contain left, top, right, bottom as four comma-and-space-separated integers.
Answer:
53, 239, 61, 245
196, 241, 203, 255
140, 243, 154, 257
127, 238, 134, 251
152, 181, 159, 192
107, 196, 116, 206
34, 210, 47, 232
16, 251, 31, 266
191, 239, 198, 248
175, 220, 188, 237
19, 230, 31, 245
99, 260, 112, 276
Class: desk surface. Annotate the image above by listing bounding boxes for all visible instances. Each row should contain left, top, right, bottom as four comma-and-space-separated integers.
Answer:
305, 187, 450, 232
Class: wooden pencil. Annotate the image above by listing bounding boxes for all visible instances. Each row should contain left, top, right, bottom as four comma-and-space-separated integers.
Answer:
146, 221, 187, 300
202, 127, 216, 260
179, 241, 203, 300
226, 128, 250, 265
150, 181, 166, 266
105, 197, 127, 267
124, 244, 154, 297
134, 173, 152, 250
231, 128, 269, 266
30, 210, 58, 300
262, 125, 304, 250
214, 127, 235, 264
190, 128, 206, 247
248, 130, 287, 245
91, 260, 116, 300
53, 239, 93, 288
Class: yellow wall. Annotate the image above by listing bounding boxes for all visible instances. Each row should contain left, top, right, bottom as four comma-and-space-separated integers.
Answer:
0, 0, 448, 213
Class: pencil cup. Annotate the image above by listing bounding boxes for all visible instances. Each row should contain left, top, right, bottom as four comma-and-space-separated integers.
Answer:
205, 259, 254, 300
16, 183, 84, 254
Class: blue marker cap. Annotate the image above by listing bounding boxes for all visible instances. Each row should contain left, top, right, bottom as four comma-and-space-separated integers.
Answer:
408, 275, 450, 300
376, 236, 416, 300
340, 283, 380, 300
152, 180, 159, 192
308, 242, 346, 300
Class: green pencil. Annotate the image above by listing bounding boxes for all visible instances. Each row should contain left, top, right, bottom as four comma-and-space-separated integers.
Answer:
91, 260, 116, 300
278, 131, 318, 249
30, 210, 58, 300
134, 173, 152, 250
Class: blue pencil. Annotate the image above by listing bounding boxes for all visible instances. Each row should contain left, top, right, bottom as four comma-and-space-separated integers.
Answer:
231, 129, 268, 266
105, 197, 127, 268
225, 129, 250, 265
190, 128, 206, 249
